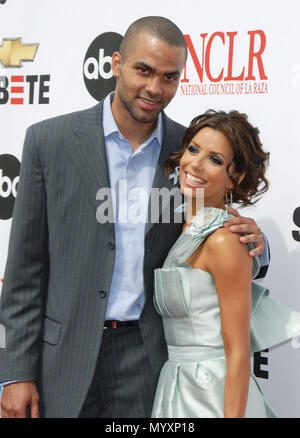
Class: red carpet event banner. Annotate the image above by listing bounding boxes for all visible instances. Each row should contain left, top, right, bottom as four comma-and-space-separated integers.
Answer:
0, 0, 300, 417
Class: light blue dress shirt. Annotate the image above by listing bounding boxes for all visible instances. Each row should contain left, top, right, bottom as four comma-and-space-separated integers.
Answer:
259, 235, 269, 268
103, 92, 163, 321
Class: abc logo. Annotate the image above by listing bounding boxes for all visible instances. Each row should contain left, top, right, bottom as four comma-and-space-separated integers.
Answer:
83, 32, 123, 102
0, 154, 20, 220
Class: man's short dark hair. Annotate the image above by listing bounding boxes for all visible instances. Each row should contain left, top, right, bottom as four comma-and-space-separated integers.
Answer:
119, 16, 187, 61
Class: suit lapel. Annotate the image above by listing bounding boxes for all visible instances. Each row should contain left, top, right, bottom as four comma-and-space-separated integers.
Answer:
68, 102, 111, 210
144, 113, 183, 235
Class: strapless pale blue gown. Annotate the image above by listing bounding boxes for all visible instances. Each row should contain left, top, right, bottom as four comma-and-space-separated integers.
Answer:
151, 207, 300, 418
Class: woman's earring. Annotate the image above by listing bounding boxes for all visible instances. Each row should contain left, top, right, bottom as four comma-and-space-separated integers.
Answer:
225, 189, 233, 208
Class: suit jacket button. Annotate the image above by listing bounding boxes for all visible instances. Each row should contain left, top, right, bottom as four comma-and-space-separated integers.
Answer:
108, 240, 115, 250
98, 290, 107, 298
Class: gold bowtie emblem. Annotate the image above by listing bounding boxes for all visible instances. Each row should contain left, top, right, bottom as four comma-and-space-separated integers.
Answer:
0, 38, 38, 67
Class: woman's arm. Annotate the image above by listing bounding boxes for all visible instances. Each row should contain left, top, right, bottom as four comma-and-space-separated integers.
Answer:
194, 228, 253, 418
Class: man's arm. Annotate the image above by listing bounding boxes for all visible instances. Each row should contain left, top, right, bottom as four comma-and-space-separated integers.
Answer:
223, 207, 270, 279
256, 233, 269, 279
0, 125, 48, 416
1, 382, 40, 418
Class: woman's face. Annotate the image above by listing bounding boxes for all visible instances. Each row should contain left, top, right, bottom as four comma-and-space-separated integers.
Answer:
179, 127, 235, 209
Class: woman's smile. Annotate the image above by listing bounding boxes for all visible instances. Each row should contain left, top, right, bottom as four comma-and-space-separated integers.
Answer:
184, 171, 207, 187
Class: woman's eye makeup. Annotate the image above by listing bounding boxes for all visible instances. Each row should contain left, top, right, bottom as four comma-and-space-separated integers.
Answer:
210, 155, 223, 165
187, 145, 224, 165
187, 145, 198, 153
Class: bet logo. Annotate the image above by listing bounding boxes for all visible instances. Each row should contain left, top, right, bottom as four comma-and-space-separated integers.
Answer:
83, 32, 123, 102
0, 154, 20, 220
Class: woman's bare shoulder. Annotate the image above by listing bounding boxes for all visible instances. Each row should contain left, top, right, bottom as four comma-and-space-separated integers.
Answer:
206, 226, 243, 246
204, 227, 250, 267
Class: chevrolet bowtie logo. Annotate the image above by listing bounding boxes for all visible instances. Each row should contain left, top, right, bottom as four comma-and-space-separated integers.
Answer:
0, 38, 38, 67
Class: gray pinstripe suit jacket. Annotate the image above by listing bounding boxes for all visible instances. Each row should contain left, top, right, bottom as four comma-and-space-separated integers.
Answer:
0, 101, 186, 417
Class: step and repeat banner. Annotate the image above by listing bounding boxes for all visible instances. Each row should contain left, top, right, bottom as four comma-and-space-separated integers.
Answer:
0, 0, 300, 417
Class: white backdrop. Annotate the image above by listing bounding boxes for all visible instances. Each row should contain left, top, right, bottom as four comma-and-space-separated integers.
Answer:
0, 0, 300, 417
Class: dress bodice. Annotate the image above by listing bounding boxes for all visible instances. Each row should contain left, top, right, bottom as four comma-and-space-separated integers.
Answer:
154, 207, 300, 354
152, 207, 300, 418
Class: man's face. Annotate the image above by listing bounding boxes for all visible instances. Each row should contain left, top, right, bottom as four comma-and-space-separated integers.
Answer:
112, 32, 186, 124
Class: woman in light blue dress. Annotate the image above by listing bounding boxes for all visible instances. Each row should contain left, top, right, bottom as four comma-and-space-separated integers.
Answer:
151, 110, 300, 418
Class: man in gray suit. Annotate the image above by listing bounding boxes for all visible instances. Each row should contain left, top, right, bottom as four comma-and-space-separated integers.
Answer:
0, 17, 267, 418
